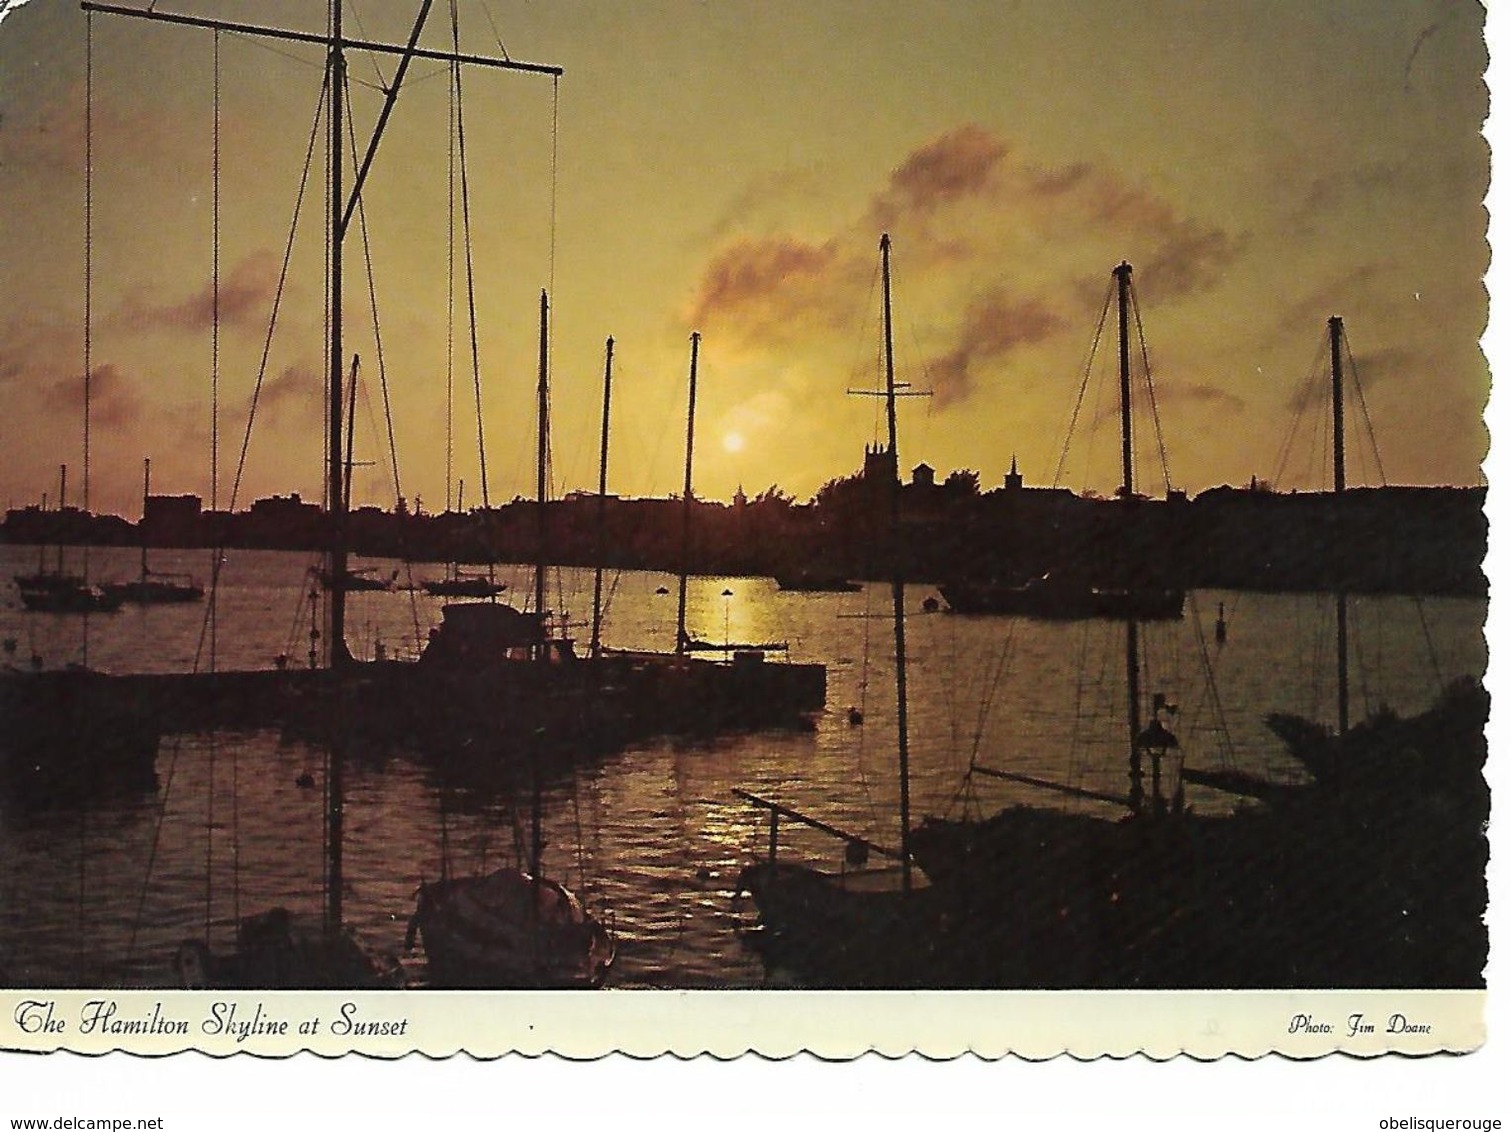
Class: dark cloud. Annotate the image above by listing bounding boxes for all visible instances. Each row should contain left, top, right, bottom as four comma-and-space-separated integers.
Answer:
114, 252, 280, 335
1285, 345, 1416, 412
868, 124, 1009, 230
42, 362, 144, 429
256, 361, 323, 420
687, 125, 1242, 408
1292, 162, 1407, 227
686, 235, 851, 342
1275, 264, 1389, 342
924, 290, 1066, 406
1139, 223, 1245, 301
1, 86, 176, 179
1157, 380, 1247, 415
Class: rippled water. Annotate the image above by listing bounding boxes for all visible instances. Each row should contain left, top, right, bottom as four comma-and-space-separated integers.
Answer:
0, 544, 1487, 988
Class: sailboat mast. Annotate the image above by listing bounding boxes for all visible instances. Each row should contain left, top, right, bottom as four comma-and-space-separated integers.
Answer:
1115, 262, 1144, 815
325, 0, 347, 936
535, 290, 549, 628
591, 336, 614, 657
1330, 314, 1348, 735
140, 457, 150, 582
56, 464, 67, 574
881, 233, 912, 892
326, 0, 348, 665
676, 332, 699, 656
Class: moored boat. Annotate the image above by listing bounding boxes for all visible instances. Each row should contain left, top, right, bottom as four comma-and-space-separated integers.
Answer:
406, 869, 614, 988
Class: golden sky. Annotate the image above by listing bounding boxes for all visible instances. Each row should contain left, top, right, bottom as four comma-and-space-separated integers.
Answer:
0, 0, 1490, 517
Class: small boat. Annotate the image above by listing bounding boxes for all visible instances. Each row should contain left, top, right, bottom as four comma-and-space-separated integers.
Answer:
16, 573, 123, 614
315, 565, 398, 593
774, 571, 862, 593
406, 869, 614, 988
175, 907, 404, 990
102, 459, 205, 604
100, 574, 205, 604
420, 571, 506, 598
13, 465, 122, 613
939, 571, 1184, 620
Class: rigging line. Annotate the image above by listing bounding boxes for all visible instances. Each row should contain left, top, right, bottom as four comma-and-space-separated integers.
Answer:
194, 79, 324, 679
343, 0, 390, 91
1272, 333, 1329, 487
452, 19, 491, 514
226, 76, 327, 517
1197, 595, 1238, 765
1053, 276, 1114, 488
206, 27, 222, 946
124, 735, 190, 964
240, 35, 385, 93
479, 0, 513, 59
210, 27, 221, 674
80, 9, 94, 677
970, 619, 1018, 769
446, 75, 456, 514
1341, 327, 1389, 486
1128, 279, 1172, 494
342, 72, 403, 506
549, 74, 559, 304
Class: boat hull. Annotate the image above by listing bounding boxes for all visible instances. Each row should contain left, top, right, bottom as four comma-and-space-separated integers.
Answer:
939, 579, 1185, 620
407, 870, 614, 989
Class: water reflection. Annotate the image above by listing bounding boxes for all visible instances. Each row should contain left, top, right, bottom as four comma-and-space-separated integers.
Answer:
0, 545, 1488, 988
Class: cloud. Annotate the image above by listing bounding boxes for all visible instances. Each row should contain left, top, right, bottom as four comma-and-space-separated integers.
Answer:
1285, 344, 1416, 412
256, 360, 323, 419
686, 124, 1243, 410
42, 362, 144, 429
868, 124, 1009, 230
1157, 380, 1247, 415
1, 84, 176, 179
1274, 264, 1389, 341
114, 252, 280, 336
924, 290, 1066, 406
1290, 162, 1408, 229
685, 235, 853, 344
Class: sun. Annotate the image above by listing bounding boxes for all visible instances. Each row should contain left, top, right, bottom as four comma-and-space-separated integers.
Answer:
722, 431, 745, 454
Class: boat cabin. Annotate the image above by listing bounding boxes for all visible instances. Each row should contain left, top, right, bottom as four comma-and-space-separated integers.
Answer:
420, 602, 576, 667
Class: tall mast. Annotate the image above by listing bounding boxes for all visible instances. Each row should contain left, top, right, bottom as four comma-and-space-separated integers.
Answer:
881, 233, 912, 893
1330, 314, 1348, 735
326, 0, 347, 665
81, 0, 564, 949
530, 291, 552, 887
591, 336, 614, 657
1115, 262, 1144, 815
535, 290, 550, 631
140, 457, 150, 582
676, 332, 699, 656
324, 0, 347, 938
56, 464, 67, 575
1116, 262, 1134, 499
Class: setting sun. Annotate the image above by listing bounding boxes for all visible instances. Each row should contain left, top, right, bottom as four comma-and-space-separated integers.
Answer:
722, 432, 745, 454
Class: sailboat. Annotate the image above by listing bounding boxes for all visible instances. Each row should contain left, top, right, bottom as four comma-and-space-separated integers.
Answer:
13, 464, 123, 614
576, 331, 825, 731
889, 262, 1215, 987
101, 458, 205, 604
419, 486, 506, 597
936, 265, 1185, 622
734, 235, 954, 987
131, 0, 566, 987
404, 292, 615, 988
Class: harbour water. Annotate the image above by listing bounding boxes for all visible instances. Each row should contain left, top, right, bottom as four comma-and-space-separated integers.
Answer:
0, 544, 1487, 988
